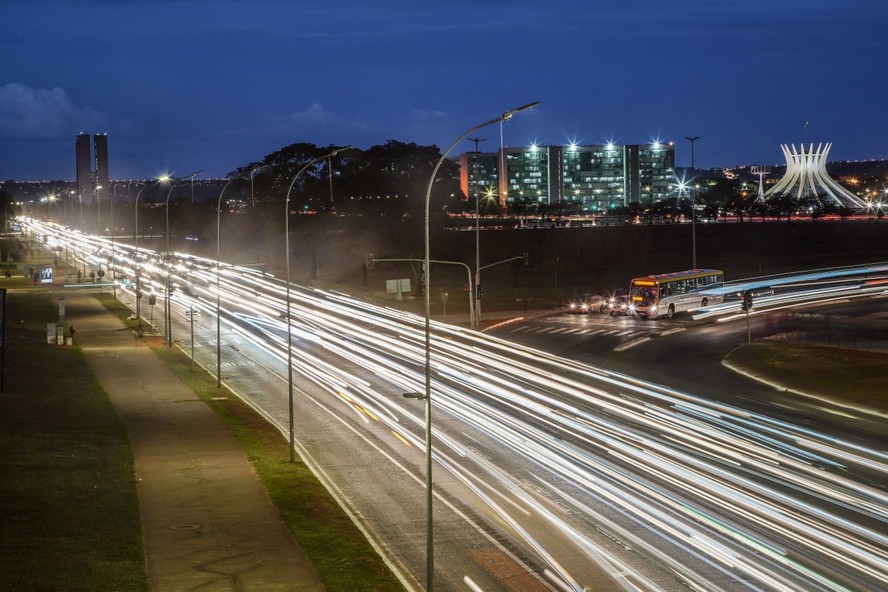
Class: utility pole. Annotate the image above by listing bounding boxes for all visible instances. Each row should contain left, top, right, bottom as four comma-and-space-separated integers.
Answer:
685, 136, 700, 269
467, 137, 486, 329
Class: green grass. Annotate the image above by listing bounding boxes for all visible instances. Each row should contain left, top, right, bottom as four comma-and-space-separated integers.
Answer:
0, 291, 148, 591
750, 343, 888, 411
92, 292, 405, 591
148, 344, 405, 592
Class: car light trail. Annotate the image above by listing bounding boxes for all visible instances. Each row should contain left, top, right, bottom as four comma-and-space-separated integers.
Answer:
23, 219, 888, 592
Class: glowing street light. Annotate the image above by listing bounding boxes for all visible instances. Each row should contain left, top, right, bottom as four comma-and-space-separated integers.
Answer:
473, 186, 499, 327
216, 178, 235, 389
166, 171, 202, 348
421, 101, 538, 592
95, 185, 103, 233
284, 146, 352, 463
47, 194, 61, 219
134, 175, 171, 335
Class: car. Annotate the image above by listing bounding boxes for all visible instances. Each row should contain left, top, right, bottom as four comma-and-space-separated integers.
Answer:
608, 295, 631, 316
602, 289, 628, 314
567, 300, 591, 314
566, 294, 605, 314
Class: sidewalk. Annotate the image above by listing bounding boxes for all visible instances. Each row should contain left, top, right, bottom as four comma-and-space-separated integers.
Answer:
65, 292, 324, 591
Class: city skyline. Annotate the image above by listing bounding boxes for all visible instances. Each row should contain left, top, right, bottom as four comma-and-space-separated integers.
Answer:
2, 1, 886, 181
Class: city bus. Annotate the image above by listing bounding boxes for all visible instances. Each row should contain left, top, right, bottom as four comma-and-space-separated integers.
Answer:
629, 269, 724, 319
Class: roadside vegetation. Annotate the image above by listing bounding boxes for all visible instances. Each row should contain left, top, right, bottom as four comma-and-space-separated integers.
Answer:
0, 290, 148, 591
97, 294, 405, 592
3, 232, 884, 590
0, 239, 402, 591
729, 342, 888, 413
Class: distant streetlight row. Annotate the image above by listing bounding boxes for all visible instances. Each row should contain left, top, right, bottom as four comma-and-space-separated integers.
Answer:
32, 110, 548, 592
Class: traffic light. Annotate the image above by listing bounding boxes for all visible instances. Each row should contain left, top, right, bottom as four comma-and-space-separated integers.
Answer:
476, 284, 484, 300
740, 291, 753, 311
365, 254, 375, 270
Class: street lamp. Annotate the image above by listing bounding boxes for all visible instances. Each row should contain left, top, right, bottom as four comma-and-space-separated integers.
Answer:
95, 185, 103, 234
466, 137, 486, 330
166, 171, 202, 348
110, 185, 117, 301
60, 190, 72, 223
685, 136, 700, 269
78, 189, 87, 227
284, 146, 352, 463
250, 164, 268, 207
474, 186, 497, 328
134, 175, 171, 335
216, 178, 235, 389
188, 169, 205, 203
421, 101, 538, 591
47, 194, 61, 219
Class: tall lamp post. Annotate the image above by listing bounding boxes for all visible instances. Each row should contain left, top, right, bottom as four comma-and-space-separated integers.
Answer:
188, 169, 204, 203
48, 195, 61, 219
421, 101, 538, 591
95, 185, 103, 234
166, 171, 202, 348
250, 164, 267, 207
284, 147, 351, 463
216, 178, 234, 389
685, 135, 699, 269
78, 189, 87, 228
64, 189, 74, 224
110, 185, 116, 301
134, 176, 170, 335
466, 137, 486, 330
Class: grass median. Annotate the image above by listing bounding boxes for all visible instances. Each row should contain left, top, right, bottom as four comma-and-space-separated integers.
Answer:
96, 294, 405, 592
727, 342, 888, 413
766, 343, 887, 410
0, 290, 148, 591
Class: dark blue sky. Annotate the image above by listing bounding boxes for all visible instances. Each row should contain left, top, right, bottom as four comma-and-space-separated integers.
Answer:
2, 0, 886, 181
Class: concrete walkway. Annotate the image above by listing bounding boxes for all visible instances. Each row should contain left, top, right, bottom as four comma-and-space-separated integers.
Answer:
66, 293, 324, 591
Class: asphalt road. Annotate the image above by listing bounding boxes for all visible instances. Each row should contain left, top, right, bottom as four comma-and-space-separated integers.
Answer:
491, 300, 888, 445
31, 222, 888, 592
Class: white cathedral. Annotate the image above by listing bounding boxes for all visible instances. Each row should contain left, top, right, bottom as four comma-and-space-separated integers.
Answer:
764, 143, 867, 209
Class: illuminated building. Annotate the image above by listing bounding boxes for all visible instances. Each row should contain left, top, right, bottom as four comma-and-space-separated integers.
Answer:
75, 133, 91, 203
764, 143, 867, 209
94, 134, 110, 204
74, 133, 111, 206
460, 141, 675, 212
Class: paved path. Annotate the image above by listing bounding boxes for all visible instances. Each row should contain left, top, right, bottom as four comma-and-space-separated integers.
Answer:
66, 292, 324, 591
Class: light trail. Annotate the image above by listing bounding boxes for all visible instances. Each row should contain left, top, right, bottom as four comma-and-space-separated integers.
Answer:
24, 219, 888, 592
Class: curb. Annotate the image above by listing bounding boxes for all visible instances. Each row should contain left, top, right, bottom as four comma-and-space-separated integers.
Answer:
720, 348, 888, 420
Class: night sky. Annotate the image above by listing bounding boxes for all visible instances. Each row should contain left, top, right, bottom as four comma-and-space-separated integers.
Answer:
2, 0, 886, 181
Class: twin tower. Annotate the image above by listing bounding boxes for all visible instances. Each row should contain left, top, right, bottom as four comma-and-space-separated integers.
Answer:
75, 133, 110, 205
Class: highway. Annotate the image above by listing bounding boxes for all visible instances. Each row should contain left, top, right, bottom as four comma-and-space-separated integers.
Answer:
499, 302, 888, 442
26, 220, 888, 592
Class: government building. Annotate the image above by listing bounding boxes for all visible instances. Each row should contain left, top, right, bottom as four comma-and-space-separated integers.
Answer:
460, 141, 675, 213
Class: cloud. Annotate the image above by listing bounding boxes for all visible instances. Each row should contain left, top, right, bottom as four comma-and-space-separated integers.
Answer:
286, 103, 341, 126
270, 103, 376, 141
0, 83, 107, 139
412, 108, 447, 121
